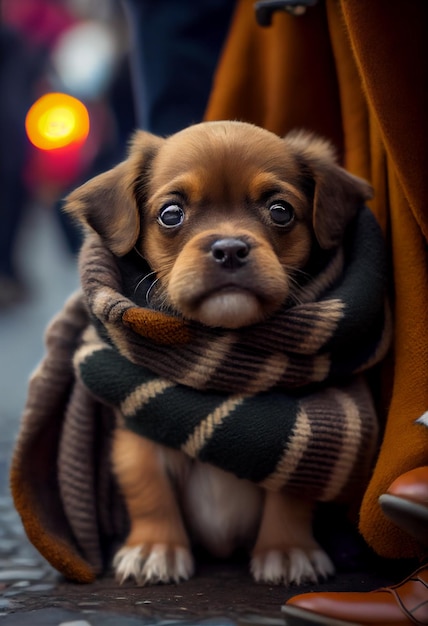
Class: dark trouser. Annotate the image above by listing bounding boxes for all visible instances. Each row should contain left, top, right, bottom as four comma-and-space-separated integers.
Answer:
122, 0, 234, 135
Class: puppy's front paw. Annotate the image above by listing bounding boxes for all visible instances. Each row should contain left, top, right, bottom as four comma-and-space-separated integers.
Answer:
113, 543, 194, 585
251, 547, 334, 586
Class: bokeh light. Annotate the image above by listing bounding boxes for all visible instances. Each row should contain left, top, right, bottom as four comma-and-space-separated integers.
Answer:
25, 92, 90, 151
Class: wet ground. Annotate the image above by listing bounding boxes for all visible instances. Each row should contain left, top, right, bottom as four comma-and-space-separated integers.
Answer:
0, 206, 408, 625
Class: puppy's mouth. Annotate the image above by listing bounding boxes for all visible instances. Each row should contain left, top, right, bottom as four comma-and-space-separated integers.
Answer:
178, 280, 285, 329
194, 288, 264, 329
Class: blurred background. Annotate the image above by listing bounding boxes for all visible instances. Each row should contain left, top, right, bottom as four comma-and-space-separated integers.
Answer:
0, 0, 137, 465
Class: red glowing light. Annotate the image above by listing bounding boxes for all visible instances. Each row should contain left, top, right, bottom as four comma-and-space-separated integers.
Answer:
25, 92, 90, 150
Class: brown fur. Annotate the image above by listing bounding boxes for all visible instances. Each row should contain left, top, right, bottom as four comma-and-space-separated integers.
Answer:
66, 121, 372, 585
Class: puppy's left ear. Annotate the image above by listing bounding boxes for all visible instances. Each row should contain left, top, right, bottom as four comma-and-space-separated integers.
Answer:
285, 131, 373, 250
65, 130, 163, 256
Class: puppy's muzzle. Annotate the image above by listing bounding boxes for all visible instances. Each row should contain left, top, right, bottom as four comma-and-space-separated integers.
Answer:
211, 238, 250, 270
166, 230, 288, 329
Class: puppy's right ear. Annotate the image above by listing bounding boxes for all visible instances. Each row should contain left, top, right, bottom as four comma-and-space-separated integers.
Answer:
65, 130, 163, 256
284, 130, 373, 250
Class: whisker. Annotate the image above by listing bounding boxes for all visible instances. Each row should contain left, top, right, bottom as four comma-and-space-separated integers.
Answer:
283, 266, 312, 307
287, 282, 305, 306
133, 271, 157, 297
145, 278, 160, 306
289, 267, 312, 283
133, 246, 146, 261
151, 288, 175, 314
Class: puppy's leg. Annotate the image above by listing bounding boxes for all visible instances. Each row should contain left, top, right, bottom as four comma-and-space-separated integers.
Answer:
112, 428, 194, 585
251, 491, 334, 585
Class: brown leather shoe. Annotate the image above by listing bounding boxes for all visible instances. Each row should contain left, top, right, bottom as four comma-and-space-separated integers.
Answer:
379, 467, 428, 546
281, 564, 428, 625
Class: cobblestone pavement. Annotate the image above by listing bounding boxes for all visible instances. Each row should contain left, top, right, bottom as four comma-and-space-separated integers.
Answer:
0, 472, 406, 626
0, 208, 406, 625
0, 471, 290, 625
0, 465, 290, 624
0, 489, 288, 626
0, 475, 404, 626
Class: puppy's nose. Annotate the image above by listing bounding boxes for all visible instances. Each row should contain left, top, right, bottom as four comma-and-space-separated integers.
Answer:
211, 238, 250, 269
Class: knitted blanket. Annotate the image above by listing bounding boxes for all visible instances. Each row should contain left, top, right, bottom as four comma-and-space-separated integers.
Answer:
10, 205, 391, 582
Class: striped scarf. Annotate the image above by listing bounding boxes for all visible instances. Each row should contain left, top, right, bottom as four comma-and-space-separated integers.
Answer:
77, 205, 390, 497
10, 205, 391, 582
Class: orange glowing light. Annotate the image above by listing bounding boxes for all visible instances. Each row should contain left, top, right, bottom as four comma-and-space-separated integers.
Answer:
25, 93, 90, 150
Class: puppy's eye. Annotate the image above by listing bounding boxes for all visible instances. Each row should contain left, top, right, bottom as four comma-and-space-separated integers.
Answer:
269, 202, 295, 227
158, 204, 184, 228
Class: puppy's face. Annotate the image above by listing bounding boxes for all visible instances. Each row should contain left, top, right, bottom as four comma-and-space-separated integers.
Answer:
66, 122, 372, 329
139, 125, 315, 328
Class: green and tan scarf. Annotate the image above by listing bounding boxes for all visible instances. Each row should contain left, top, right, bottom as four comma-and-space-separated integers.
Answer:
10, 205, 391, 582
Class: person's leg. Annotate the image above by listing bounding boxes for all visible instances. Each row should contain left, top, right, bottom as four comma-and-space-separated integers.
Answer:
122, 0, 235, 134
0, 177, 29, 307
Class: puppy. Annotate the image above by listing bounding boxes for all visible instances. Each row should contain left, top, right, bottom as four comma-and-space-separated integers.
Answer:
66, 121, 372, 586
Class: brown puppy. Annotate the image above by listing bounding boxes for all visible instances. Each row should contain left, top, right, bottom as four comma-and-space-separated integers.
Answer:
66, 121, 372, 586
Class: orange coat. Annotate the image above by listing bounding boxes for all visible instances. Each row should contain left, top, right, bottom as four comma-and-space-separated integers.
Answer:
205, 0, 428, 560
